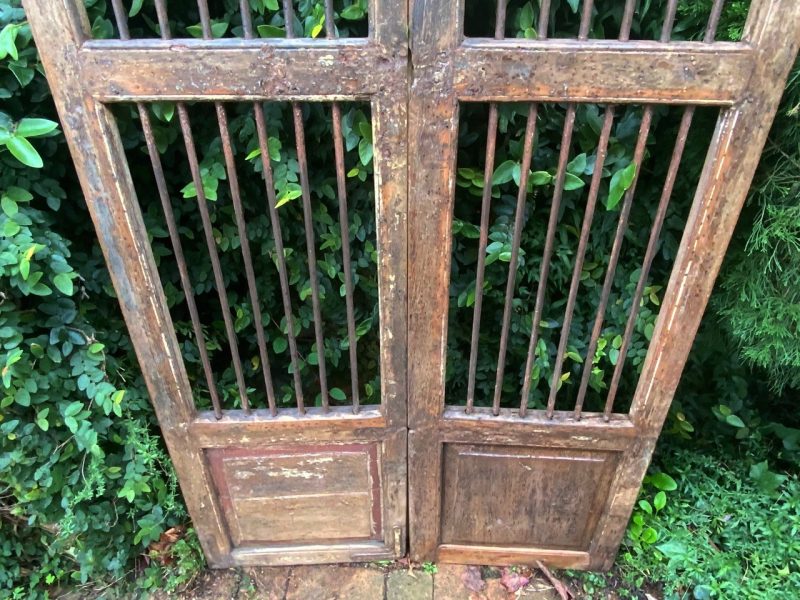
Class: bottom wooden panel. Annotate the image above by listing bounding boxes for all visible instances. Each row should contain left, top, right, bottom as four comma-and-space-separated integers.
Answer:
207, 443, 382, 549
440, 444, 620, 552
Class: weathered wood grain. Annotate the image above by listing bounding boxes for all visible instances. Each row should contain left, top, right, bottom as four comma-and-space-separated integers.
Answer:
79, 40, 397, 101
454, 40, 754, 104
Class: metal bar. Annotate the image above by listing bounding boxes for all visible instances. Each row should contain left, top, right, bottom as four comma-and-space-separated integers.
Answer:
197, 0, 213, 38
330, 105, 361, 412
215, 103, 278, 414
254, 106, 306, 413
547, 107, 615, 415
282, 0, 330, 411
573, 108, 652, 419
523, 105, 578, 419
154, 0, 170, 37
177, 104, 251, 412
600, 0, 725, 419
706, 0, 727, 42
238, 0, 305, 412
538, 0, 552, 38
603, 108, 695, 418
324, 0, 359, 412
619, 0, 637, 41
662, 0, 679, 42
465, 0, 506, 413
579, 0, 595, 40
491, 104, 539, 415
109, 0, 129, 39
291, 104, 331, 411
240, 0, 254, 38
138, 106, 223, 419
324, 0, 336, 38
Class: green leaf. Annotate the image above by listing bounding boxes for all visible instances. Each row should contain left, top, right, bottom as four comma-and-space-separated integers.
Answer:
64, 401, 83, 417
519, 2, 535, 30
749, 460, 786, 495
129, 0, 144, 17
492, 160, 517, 185
6, 136, 43, 168
53, 273, 74, 296
0, 24, 19, 61
358, 138, 373, 166
567, 153, 587, 175
272, 337, 288, 353
530, 171, 552, 186
329, 387, 347, 401
257, 24, 286, 38
275, 185, 302, 208
607, 162, 637, 210
564, 172, 585, 191
340, 5, 365, 20
16, 118, 58, 138
1, 195, 17, 217
650, 472, 678, 491
725, 414, 745, 428
265, 0, 280, 9
653, 491, 666, 511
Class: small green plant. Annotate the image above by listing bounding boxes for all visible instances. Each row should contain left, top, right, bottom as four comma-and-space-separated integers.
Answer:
422, 561, 438, 575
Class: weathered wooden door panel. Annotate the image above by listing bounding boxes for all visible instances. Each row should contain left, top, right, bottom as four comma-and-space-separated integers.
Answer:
26, 0, 408, 567
408, 0, 800, 569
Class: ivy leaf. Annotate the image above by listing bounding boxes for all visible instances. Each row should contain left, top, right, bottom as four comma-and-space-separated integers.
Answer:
564, 172, 585, 191
16, 118, 58, 138
129, 0, 144, 17
53, 273, 74, 296
257, 24, 286, 38
607, 162, 637, 210
329, 387, 347, 401
567, 153, 587, 175
358, 138, 373, 166
492, 160, 517, 185
725, 414, 745, 428
650, 472, 678, 491
272, 337, 288, 353
6, 136, 43, 168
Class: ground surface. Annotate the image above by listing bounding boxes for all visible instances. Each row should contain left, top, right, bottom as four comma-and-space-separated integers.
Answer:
151, 563, 565, 600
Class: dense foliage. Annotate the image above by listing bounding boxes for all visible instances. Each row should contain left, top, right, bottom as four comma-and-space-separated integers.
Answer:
0, 0, 797, 598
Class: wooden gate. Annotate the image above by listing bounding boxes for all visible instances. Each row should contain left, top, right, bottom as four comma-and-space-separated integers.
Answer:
407, 0, 800, 569
26, 0, 800, 571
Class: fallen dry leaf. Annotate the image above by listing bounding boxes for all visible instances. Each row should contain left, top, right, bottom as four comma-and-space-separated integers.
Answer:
500, 567, 530, 593
461, 565, 485, 592
536, 561, 572, 600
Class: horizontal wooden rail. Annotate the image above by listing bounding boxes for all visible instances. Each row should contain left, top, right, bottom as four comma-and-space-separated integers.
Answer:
454, 39, 755, 104
78, 39, 399, 100
190, 406, 388, 447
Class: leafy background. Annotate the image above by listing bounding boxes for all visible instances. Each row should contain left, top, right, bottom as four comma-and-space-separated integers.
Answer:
0, 0, 798, 598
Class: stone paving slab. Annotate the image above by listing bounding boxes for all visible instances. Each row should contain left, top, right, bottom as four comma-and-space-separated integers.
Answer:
153, 562, 561, 599
285, 565, 386, 600
386, 570, 433, 600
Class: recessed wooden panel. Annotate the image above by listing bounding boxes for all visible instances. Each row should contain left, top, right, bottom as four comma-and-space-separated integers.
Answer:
207, 444, 381, 547
440, 444, 619, 550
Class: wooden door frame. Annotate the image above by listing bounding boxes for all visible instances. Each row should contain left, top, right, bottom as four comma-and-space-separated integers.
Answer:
25, 0, 409, 567
408, 0, 800, 569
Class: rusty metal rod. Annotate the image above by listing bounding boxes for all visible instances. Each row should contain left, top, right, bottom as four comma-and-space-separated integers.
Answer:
138, 106, 223, 419
523, 105, 577, 419
215, 103, 278, 415
466, 0, 506, 413
546, 107, 615, 415
492, 103, 539, 415
253, 106, 307, 413
177, 104, 251, 412
283, 0, 330, 411
604, 107, 695, 418
331, 105, 361, 413
572, 107, 652, 419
